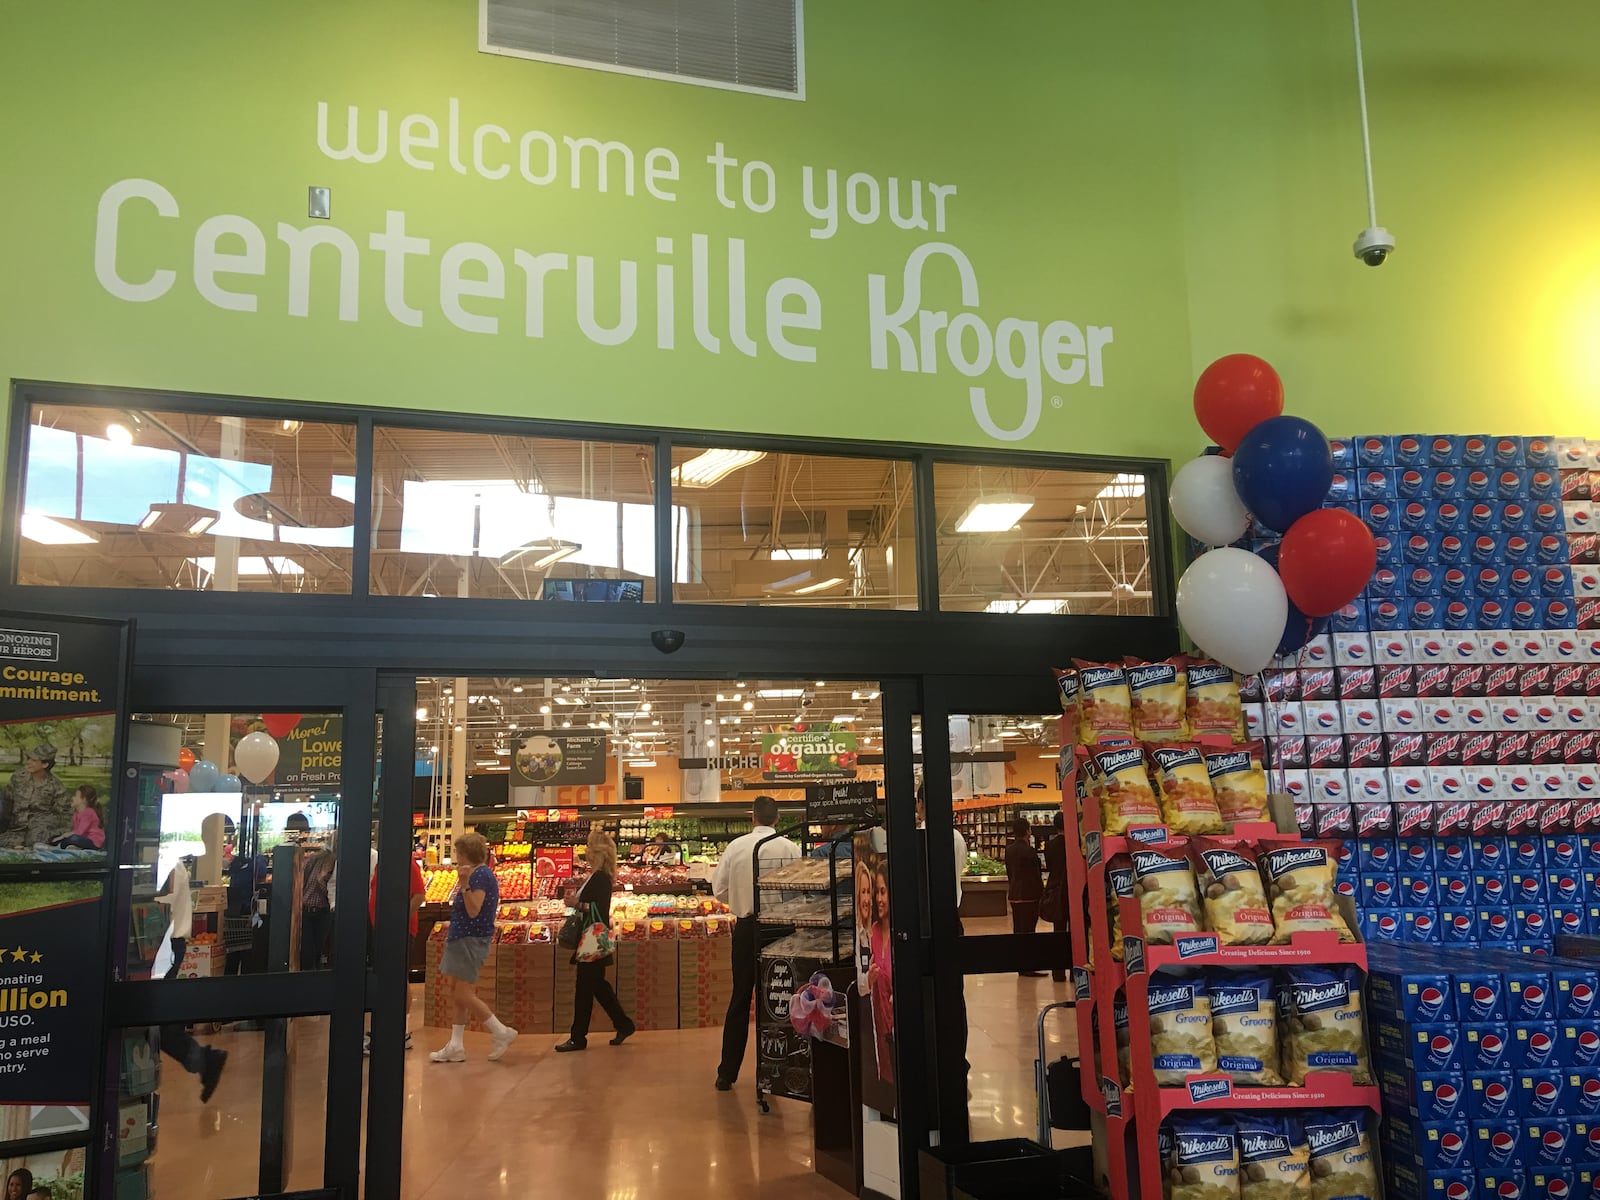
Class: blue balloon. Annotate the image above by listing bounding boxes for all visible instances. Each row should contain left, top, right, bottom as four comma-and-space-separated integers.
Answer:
1232, 415, 1334, 534
216, 773, 242, 793
1258, 544, 1331, 657
188, 760, 220, 793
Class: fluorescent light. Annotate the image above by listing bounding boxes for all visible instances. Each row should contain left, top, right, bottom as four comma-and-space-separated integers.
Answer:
20, 513, 98, 545
851, 690, 881, 701
742, 701, 754, 711
757, 688, 805, 699
671, 448, 766, 488
495, 748, 509, 756
512, 685, 524, 693
831, 715, 857, 723
105, 422, 133, 446
416, 707, 428, 721
639, 702, 651, 713
985, 599, 1067, 615
1097, 473, 1146, 500
955, 493, 1034, 533
626, 759, 657, 767
187, 556, 304, 577
139, 502, 220, 536
816, 682, 827, 687
771, 548, 823, 561
539, 704, 552, 714
794, 576, 845, 595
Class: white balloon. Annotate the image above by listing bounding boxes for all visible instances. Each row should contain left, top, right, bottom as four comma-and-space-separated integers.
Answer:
1170, 454, 1251, 546
1176, 547, 1289, 676
234, 730, 281, 784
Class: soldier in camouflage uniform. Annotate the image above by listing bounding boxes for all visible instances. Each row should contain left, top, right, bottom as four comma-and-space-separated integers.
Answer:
5, 743, 68, 849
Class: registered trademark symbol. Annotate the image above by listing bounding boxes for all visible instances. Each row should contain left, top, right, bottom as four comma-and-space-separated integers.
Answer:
1051, 396, 1063, 409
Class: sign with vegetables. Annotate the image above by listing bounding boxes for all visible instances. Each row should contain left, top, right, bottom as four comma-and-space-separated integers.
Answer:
760, 725, 858, 781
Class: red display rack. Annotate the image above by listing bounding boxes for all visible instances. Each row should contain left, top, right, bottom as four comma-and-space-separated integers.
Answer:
1062, 750, 1380, 1200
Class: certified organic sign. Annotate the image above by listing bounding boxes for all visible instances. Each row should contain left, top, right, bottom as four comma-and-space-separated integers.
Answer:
761, 725, 857, 780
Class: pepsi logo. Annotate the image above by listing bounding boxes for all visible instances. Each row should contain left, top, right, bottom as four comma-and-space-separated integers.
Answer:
1438, 1131, 1464, 1155
1512, 568, 1534, 588
1468, 471, 1490, 490
1432, 438, 1451, 456
1419, 985, 1444, 1009
1347, 642, 1368, 661
1435, 470, 1458, 490
1313, 709, 1339, 730
1408, 535, 1429, 554
1536, 707, 1557, 726
1483, 879, 1506, 900
1445, 879, 1469, 901
1377, 601, 1399, 621
1497, 1182, 1522, 1200
1474, 537, 1496, 554
1414, 601, 1437, 621
1497, 439, 1519, 457
1531, 439, 1551, 455
1372, 881, 1394, 901
1472, 501, 1494, 520
1320, 779, 1344, 799
1360, 776, 1385, 797
1399, 470, 1421, 489
1480, 568, 1504, 588
1369, 844, 1392, 865
1489, 1127, 1515, 1153
1402, 776, 1425, 796
1588, 1125, 1600, 1153
1525, 912, 1548, 934
1442, 845, 1466, 866
1534, 470, 1555, 489
1446, 599, 1470, 619
1488, 914, 1510, 934
1440, 503, 1460, 522
1398, 438, 1420, 455
1410, 567, 1433, 587
1529, 1031, 1553, 1055
1575, 774, 1597, 793
1481, 843, 1503, 863
1554, 877, 1579, 899
1539, 503, 1560, 522
1549, 601, 1573, 621
1548, 1181, 1570, 1200
1542, 534, 1564, 553
1404, 845, 1429, 864
1374, 567, 1397, 588
1306, 641, 1329, 664
1491, 640, 1512, 659
1525, 984, 1547, 1007
1503, 471, 1525, 489
1473, 985, 1497, 1006
1414, 914, 1436, 933
1515, 601, 1538, 621
1520, 876, 1542, 897
1563, 911, 1585, 933
1558, 640, 1580, 658
1380, 638, 1408, 658
1438, 774, 1462, 795
1377, 915, 1398, 935
1352, 708, 1377, 729
1278, 711, 1299, 730
1576, 509, 1594, 528
1574, 984, 1596, 1008
1503, 707, 1525, 727
1420, 640, 1444, 659
1508, 536, 1530, 554
1374, 535, 1394, 555
1484, 601, 1505, 621
1411, 879, 1433, 899
1583, 1074, 1600, 1101
1451, 914, 1472, 934
1580, 1030, 1600, 1055
1567, 706, 1588, 724
1543, 1129, 1568, 1157
1546, 568, 1568, 586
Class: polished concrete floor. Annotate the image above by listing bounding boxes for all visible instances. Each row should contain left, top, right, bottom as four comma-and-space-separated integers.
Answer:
144, 916, 1084, 1198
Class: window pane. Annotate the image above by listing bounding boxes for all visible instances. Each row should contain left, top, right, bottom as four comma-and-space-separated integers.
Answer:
371, 427, 656, 601
670, 447, 917, 608
20, 404, 355, 592
122, 714, 344, 979
933, 462, 1152, 614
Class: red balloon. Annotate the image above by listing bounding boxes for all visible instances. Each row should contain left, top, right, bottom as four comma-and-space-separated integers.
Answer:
1277, 509, 1378, 617
261, 713, 302, 739
1193, 354, 1285, 453
178, 747, 196, 771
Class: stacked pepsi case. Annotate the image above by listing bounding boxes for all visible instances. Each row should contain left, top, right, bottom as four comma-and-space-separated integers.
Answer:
1343, 833, 1600, 952
1368, 944, 1600, 1199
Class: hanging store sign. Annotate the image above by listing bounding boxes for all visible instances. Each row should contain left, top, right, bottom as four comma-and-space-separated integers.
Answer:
509, 731, 607, 786
805, 781, 880, 827
761, 726, 858, 781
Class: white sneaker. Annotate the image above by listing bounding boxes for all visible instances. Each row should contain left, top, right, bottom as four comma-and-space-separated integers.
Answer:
487, 1027, 518, 1062
404, 1032, 414, 1050
429, 1044, 465, 1063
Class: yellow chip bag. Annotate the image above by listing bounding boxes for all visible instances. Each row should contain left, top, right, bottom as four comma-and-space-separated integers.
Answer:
1126, 657, 1190, 742
1107, 856, 1134, 960
1204, 742, 1271, 824
1186, 659, 1245, 743
1190, 838, 1274, 946
1052, 667, 1080, 727
1261, 843, 1356, 944
1091, 744, 1161, 836
1073, 659, 1134, 745
1148, 744, 1225, 835
1130, 846, 1204, 943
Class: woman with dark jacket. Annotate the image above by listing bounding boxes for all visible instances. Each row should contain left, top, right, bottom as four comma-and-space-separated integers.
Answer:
1005, 816, 1045, 977
555, 829, 637, 1052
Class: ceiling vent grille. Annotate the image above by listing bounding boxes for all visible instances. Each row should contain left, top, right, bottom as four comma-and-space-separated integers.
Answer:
481, 0, 804, 100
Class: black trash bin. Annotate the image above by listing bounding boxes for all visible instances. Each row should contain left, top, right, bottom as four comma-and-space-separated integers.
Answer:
920, 1140, 1097, 1200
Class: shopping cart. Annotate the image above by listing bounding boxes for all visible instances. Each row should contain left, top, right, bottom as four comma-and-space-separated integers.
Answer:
222, 914, 256, 953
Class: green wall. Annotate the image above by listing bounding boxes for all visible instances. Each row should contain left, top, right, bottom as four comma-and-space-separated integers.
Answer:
2, 1, 1597, 467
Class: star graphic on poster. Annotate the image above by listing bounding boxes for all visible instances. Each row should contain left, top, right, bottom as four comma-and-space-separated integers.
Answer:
28, 952, 40, 964
10, 947, 24, 962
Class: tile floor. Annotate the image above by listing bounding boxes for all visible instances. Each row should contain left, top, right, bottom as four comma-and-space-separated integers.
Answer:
145, 918, 1083, 1198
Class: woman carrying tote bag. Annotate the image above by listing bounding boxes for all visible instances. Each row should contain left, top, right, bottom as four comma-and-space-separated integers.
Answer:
555, 829, 637, 1052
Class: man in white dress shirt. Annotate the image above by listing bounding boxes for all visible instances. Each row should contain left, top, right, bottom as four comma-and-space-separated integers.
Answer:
711, 795, 802, 1091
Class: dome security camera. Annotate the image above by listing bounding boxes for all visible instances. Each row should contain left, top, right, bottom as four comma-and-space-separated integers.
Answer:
1353, 225, 1395, 267
650, 629, 685, 654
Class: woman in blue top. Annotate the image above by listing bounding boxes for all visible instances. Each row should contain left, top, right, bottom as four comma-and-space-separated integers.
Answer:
429, 833, 518, 1064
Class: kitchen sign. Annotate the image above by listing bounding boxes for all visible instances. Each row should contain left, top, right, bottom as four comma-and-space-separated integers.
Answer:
761, 725, 858, 781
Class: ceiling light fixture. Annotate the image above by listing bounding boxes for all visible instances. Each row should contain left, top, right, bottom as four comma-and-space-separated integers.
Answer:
757, 688, 805, 699
416, 707, 428, 721
539, 704, 551, 714
670, 448, 766, 488
955, 493, 1034, 533
19, 513, 99, 545
794, 576, 845, 595
105, 422, 134, 446
1096, 473, 1146, 500
139, 502, 220, 536
742, 701, 754, 711
831, 715, 857, 723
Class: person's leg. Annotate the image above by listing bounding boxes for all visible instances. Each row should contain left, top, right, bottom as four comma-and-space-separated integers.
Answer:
164, 937, 187, 981
60, 834, 97, 849
159, 1024, 206, 1074
431, 974, 470, 1061
717, 919, 757, 1087
1013, 901, 1043, 975
594, 973, 635, 1043
568, 961, 597, 1044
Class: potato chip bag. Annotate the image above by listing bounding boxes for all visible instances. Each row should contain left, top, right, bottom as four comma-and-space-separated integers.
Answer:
1210, 974, 1284, 1086
1190, 839, 1273, 945
1303, 1109, 1379, 1200
1237, 1114, 1310, 1198
1284, 967, 1373, 1085
1169, 1114, 1238, 1200
1130, 847, 1204, 943
1073, 658, 1134, 744
1112, 991, 1132, 1085
1148, 973, 1217, 1085
1107, 856, 1134, 961
1204, 742, 1270, 824
1127, 657, 1190, 742
1074, 749, 1098, 847
1052, 667, 1081, 727
1092, 744, 1161, 835
1150, 744, 1225, 835
1186, 659, 1245, 743
1261, 844, 1355, 944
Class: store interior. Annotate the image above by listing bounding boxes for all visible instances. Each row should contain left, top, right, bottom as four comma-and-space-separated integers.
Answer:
119, 680, 1086, 1200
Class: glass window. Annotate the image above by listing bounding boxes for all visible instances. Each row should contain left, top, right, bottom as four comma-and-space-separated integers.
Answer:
671, 447, 917, 608
122, 713, 346, 978
19, 404, 355, 592
371, 427, 657, 601
933, 462, 1153, 614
